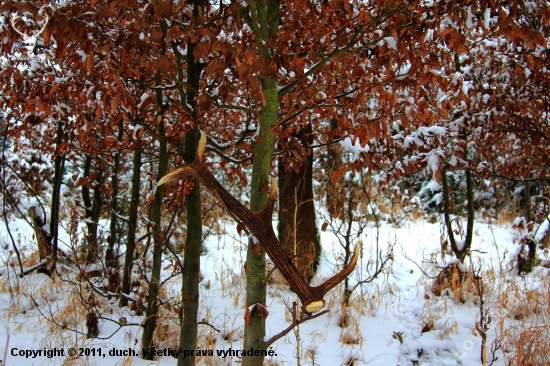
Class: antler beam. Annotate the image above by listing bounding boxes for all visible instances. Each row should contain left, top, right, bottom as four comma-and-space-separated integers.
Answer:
158, 131, 359, 314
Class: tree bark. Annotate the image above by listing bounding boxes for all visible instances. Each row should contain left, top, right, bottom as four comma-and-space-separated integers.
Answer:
86, 161, 104, 263
524, 180, 533, 223
177, 1, 204, 364
81, 155, 104, 264
106, 119, 124, 292
49, 120, 66, 275
441, 166, 474, 263
142, 117, 168, 358
278, 127, 320, 283
242, 2, 280, 365
523, 180, 536, 272
177, 129, 202, 366
326, 118, 344, 218
120, 146, 141, 307
29, 206, 51, 262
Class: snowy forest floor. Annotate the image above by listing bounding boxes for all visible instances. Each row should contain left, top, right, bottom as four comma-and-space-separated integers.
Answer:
1, 214, 550, 366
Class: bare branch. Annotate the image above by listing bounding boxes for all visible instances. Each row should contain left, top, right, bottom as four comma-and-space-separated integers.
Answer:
264, 302, 329, 348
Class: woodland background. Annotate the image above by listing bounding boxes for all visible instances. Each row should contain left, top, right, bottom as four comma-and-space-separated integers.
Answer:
1, 0, 550, 365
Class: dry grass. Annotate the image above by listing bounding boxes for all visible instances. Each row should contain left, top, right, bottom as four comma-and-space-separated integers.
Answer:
220, 314, 242, 347
61, 357, 88, 366
263, 358, 286, 366
488, 269, 550, 364
339, 314, 363, 346
439, 317, 459, 338
120, 355, 133, 366
0, 269, 60, 319
539, 227, 550, 249
431, 262, 474, 302
500, 325, 550, 366
420, 245, 550, 364
153, 305, 180, 350
353, 287, 384, 317
4, 206, 550, 366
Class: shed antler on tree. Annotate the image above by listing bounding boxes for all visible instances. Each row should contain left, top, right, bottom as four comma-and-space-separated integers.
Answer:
158, 131, 359, 314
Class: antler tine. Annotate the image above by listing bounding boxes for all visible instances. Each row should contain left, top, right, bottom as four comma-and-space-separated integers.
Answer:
157, 131, 207, 187
157, 130, 359, 315
157, 166, 189, 186
196, 131, 207, 164
259, 176, 278, 219
314, 243, 360, 296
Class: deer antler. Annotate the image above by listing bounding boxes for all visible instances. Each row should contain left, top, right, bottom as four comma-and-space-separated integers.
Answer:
158, 131, 359, 314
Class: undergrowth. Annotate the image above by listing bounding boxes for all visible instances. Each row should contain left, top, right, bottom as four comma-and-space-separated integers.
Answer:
1, 213, 550, 366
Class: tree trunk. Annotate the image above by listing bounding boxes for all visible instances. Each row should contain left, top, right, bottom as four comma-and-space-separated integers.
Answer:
49, 120, 66, 275
242, 2, 280, 365
29, 206, 51, 262
522, 180, 536, 272
464, 168, 475, 255
120, 146, 141, 307
142, 116, 169, 358
176, 0, 205, 364
524, 180, 533, 223
326, 117, 344, 218
86, 161, 104, 263
278, 127, 320, 283
342, 192, 356, 307
441, 166, 474, 263
106, 119, 124, 292
82, 155, 103, 264
177, 128, 202, 366
520, 237, 537, 273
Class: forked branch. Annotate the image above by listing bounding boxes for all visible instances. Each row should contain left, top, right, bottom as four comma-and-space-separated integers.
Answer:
158, 131, 359, 314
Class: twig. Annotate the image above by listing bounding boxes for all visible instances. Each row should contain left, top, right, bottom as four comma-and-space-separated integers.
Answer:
26, 293, 139, 340
264, 302, 329, 348
399, 245, 439, 280
1, 320, 9, 366
198, 321, 220, 332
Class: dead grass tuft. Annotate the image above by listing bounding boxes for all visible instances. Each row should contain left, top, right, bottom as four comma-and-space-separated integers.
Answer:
339, 313, 362, 346
432, 262, 473, 301
153, 305, 180, 350
501, 325, 550, 366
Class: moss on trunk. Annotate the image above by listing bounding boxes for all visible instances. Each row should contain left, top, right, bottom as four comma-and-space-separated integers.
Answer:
242, 2, 280, 364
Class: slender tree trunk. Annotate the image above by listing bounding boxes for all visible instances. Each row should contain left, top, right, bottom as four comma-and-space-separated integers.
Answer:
121, 147, 141, 307
178, 128, 202, 366
278, 127, 320, 283
464, 168, 475, 254
442, 55, 475, 263
50, 120, 66, 275
524, 180, 533, 223
81, 155, 98, 263
326, 118, 343, 218
86, 161, 104, 263
523, 180, 536, 272
142, 115, 169, 358
29, 206, 51, 261
82, 155, 92, 217
342, 192, 355, 307
441, 166, 474, 263
177, 1, 204, 364
242, 3, 280, 365
106, 119, 124, 292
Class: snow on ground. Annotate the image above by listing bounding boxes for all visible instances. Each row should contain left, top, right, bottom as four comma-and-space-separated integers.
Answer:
0, 214, 548, 366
